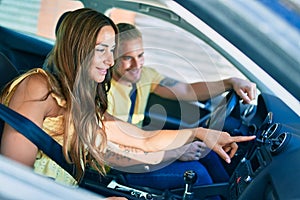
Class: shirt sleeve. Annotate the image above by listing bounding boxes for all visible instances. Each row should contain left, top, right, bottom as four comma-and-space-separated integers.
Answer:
142, 67, 165, 93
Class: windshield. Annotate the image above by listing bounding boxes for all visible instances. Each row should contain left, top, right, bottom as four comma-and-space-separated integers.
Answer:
173, 0, 300, 101
262, 0, 300, 31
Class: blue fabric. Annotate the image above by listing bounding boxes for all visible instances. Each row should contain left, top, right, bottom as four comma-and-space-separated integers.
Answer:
199, 151, 229, 183
124, 160, 212, 190
121, 151, 227, 200
122, 151, 229, 190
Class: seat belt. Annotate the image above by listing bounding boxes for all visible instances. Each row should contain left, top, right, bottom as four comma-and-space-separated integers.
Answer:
0, 103, 75, 176
0, 103, 148, 200
128, 83, 137, 123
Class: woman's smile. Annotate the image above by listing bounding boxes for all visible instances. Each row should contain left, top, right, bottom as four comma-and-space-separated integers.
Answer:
97, 67, 108, 76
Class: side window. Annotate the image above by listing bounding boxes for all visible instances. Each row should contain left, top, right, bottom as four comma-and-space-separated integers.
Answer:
0, 0, 83, 41
0, 0, 83, 72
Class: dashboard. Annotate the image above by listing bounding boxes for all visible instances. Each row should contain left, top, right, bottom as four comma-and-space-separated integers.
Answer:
228, 93, 300, 200
142, 92, 300, 200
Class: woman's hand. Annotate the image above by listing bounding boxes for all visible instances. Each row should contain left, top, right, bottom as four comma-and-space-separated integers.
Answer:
199, 128, 256, 163
105, 197, 127, 200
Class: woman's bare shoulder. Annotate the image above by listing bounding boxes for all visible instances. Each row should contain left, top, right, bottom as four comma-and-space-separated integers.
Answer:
17, 72, 51, 100
6, 70, 57, 120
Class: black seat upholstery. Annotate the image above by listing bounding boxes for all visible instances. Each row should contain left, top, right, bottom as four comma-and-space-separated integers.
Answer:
0, 26, 52, 72
0, 52, 19, 90
0, 52, 19, 146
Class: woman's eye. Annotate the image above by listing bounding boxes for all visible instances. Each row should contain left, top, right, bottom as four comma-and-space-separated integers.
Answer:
96, 48, 105, 53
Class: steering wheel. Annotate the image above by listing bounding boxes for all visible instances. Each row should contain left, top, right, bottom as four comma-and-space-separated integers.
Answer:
205, 90, 240, 130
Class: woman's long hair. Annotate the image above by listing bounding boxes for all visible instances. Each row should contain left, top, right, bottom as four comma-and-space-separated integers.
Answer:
44, 8, 118, 181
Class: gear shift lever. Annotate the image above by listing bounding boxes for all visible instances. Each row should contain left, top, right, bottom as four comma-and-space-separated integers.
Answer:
183, 170, 197, 200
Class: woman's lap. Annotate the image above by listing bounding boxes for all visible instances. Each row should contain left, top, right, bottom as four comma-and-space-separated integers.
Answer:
123, 160, 213, 190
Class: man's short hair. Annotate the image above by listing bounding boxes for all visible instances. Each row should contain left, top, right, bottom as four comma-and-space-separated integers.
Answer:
117, 23, 142, 42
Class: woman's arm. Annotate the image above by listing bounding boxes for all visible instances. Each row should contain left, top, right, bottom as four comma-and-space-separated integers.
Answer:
105, 141, 208, 168
104, 113, 255, 164
105, 141, 204, 168
1, 74, 55, 167
105, 141, 165, 166
104, 113, 195, 152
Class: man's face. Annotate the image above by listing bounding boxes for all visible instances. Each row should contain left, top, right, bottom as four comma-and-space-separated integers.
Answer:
113, 37, 144, 84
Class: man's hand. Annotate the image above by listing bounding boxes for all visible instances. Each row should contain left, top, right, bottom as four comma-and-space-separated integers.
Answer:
178, 141, 208, 161
230, 77, 257, 104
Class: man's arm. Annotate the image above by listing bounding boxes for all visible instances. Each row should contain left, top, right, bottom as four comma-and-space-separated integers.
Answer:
153, 77, 256, 103
176, 141, 207, 161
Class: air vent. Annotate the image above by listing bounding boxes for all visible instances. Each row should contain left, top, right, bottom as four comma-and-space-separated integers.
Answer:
270, 132, 290, 155
264, 123, 280, 139
241, 104, 255, 118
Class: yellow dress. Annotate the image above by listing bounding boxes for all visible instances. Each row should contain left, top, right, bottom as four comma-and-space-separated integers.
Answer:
2, 68, 77, 186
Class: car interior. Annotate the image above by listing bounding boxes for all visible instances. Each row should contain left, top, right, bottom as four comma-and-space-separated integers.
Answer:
1, 2, 300, 200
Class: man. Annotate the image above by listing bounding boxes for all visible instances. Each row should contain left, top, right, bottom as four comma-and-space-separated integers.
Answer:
108, 23, 256, 126
107, 23, 256, 187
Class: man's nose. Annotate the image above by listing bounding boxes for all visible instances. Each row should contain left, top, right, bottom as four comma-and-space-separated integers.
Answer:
132, 58, 142, 68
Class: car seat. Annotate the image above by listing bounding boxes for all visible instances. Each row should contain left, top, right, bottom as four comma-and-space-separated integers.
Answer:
0, 52, 19, 90
0, 52, 19, 144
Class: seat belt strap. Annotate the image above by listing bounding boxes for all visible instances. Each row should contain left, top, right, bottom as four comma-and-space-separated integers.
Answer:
0, 103, 75, 176
128, 83, 137, 123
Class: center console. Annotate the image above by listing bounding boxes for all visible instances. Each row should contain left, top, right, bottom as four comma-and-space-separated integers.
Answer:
229, 145, 272, 199
227, 120, 296, 200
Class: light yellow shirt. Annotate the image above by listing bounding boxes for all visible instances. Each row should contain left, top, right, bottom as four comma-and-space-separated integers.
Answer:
107, 67, 164, 127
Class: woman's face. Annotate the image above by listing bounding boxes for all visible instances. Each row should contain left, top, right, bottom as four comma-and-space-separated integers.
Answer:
90, 25, 116, 83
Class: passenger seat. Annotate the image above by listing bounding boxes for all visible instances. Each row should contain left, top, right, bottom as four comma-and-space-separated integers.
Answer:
0, 52, 19, 90
0, 52, 19, 147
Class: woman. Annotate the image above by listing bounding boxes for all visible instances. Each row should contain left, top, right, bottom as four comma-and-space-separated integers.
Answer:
0, 8, 255, 197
